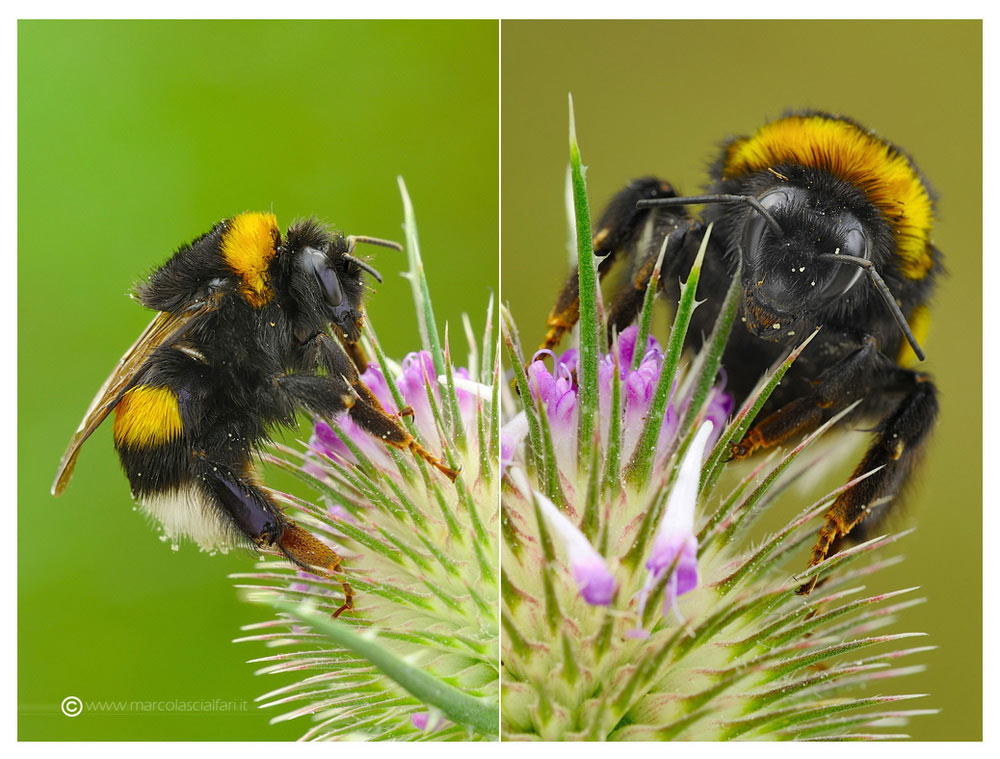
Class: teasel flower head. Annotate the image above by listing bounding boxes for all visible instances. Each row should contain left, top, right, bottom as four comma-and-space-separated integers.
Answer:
499, 99, 935, 741
233, 179, 499, 741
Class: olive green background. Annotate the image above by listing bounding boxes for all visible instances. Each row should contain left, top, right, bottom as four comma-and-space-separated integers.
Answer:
502, 20, 982, 741
18, 20, 498, 740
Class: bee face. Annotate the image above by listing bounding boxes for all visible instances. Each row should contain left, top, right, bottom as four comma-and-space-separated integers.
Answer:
297, 239, 366, 329
281, 221, 371, 342
737, 186, 871, 341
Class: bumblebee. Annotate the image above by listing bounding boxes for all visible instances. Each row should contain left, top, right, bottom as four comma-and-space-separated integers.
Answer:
52, 211, 458, 616
543, 112, 940, 593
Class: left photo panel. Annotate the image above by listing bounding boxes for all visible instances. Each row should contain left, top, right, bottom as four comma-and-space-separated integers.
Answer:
19, 20, 499, 740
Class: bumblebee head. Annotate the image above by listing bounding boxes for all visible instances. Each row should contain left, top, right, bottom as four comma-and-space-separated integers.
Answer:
283, 220, 396, 341
737, 186, 871, 341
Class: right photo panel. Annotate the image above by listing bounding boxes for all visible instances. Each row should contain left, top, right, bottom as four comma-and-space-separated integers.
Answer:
500, 20, 982, 741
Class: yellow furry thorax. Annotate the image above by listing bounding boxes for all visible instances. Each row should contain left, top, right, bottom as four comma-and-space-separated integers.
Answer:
722, 114, 934, 280
220, 211, 280, 306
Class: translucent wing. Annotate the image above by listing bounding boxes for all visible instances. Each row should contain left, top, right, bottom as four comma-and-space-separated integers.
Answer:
51, 296, 219, 496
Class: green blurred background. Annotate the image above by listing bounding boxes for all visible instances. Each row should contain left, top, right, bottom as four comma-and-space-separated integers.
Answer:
502, 20, 981, 741
19, 20, 497, 740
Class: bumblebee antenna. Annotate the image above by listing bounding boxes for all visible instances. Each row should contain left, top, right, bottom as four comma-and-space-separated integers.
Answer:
343, 255, 383, 283
344, 235, 400, 284
346, 235, 403, 253
816, 253, 925, 361
637, 193, 784, 237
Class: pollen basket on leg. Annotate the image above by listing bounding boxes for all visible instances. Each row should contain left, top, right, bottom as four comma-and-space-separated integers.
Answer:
221, 211, 280, 307
113, 385, 184, 447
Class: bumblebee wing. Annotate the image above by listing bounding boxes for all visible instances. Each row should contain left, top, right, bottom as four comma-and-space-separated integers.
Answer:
51, 296, 217, 495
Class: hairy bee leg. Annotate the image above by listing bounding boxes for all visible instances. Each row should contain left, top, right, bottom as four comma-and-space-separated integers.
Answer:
277, 372, 457, 479
605, 255, 656, 340
193, 454, 286, 545
193, 455, 354, 615
603, 228, 704, 342
346, 379, 460, 481
343, 336, 371, 374
731, 335, 882, 459
542, 268, 582, 353
278, 521, 354, 617
797, 370, 938, 594
542, 177, 685, 352
289, 334, 459, 481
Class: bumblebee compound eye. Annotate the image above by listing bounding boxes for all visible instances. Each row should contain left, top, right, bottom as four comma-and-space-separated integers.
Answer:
303, 247, 344, 307
739, 188, 797, 262
814, 217, 869, 303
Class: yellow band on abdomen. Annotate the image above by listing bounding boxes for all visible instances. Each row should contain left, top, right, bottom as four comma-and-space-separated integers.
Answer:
113, 385, 184, 447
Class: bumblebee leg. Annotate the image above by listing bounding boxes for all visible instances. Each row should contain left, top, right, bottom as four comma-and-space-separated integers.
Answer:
605, 255, 656, 340
194, 455, 354, 615
286, 336, 459, 481
605, 227, 695, 341
340, 329, 371, 373
731, 336, 882, 459
192, 454, 284, 546
542, 178, 687, 351
797, 370, 938, 594
277, 521, 355, 617
341, 340, 369, 373
344, 377, 459, 481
